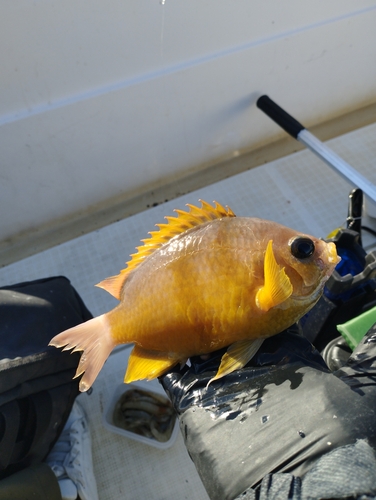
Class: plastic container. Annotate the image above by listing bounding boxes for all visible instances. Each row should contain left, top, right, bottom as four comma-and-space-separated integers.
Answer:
103, 380, 179, 449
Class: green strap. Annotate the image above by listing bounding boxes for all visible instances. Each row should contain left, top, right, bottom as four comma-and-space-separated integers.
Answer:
337, 305, 376, 350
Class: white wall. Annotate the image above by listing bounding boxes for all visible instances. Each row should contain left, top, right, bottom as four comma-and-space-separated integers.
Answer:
1, 1, 376, 242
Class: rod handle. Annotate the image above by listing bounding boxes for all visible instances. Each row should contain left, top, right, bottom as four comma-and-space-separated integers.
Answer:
256, 95, 305, 139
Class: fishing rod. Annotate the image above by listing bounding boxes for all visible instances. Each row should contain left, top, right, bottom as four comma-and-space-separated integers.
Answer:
256, 95, 376, 204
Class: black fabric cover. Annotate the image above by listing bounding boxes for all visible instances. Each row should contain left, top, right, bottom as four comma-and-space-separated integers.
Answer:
0, 276, 92, 479
161, 326, 376, 500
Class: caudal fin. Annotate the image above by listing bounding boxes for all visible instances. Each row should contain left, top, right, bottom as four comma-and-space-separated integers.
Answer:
49, 314, 115, 392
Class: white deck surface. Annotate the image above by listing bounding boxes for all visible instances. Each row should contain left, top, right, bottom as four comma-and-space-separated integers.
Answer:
1, 123, 376, 499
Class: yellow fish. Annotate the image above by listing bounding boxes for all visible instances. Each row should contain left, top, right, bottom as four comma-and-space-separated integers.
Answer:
50, 200, 340, 392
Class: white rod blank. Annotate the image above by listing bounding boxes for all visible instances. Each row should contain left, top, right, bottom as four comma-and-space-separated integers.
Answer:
298, 129, 376, 203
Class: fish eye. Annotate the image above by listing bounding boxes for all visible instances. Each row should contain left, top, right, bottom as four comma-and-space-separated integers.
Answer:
291, 237, 315, 260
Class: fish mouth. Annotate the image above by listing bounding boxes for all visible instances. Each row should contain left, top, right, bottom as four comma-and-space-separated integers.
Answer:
317, 242, 341, 276
326, 242, 341, 265
311, 242, 340, 293
292, 241, 340, 298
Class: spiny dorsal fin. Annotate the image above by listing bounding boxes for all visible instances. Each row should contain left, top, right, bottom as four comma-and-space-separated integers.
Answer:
96, 200, 236, 299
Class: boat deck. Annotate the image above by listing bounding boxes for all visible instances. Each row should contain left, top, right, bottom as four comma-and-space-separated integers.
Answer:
1, 122, 376, 499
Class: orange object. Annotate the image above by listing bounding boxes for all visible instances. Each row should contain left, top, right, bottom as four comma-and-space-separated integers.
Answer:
50, 200, 339, 391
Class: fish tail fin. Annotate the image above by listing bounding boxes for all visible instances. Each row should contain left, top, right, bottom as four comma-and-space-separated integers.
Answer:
49, 314, 115, 392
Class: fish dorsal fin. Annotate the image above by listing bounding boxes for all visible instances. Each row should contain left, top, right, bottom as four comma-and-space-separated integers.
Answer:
255, 239, 293, 312
96, 199, 236, 300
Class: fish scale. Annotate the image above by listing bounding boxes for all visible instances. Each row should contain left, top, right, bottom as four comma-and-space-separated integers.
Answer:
49, 200, 340, 392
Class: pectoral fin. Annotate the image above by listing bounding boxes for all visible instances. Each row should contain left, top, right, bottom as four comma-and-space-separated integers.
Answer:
209, 338, 265, 384
124, 345, 180, 383
256, 239, 293, 312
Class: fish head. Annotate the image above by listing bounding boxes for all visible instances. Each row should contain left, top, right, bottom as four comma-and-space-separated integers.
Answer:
275, 231, 340, 301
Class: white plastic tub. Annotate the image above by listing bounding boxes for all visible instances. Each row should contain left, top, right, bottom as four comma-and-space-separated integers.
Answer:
103, 381, 179, 449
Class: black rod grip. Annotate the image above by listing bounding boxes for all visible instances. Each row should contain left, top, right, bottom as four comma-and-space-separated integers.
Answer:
256, 95, 305, 139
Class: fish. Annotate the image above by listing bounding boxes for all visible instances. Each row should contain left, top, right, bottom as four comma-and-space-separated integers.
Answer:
49, 200, 340, 392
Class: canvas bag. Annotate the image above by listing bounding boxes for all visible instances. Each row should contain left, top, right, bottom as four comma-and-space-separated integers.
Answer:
0, 276, 93, 479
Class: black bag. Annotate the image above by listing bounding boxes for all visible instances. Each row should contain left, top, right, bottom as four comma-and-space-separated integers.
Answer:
0, 276, 92, 479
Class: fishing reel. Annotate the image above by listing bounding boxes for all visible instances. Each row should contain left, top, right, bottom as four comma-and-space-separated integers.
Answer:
299, 189, 376, 363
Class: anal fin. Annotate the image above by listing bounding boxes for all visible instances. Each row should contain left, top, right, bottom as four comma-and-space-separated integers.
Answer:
124, 345, 181, 383
209, 338, 265, 384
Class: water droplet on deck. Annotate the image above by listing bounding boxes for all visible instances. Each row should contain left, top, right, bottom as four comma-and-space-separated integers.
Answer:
261, 415, 270, 424
333, 415, 337, 419
327, 441, 332, 446
298, 430, 305, 438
